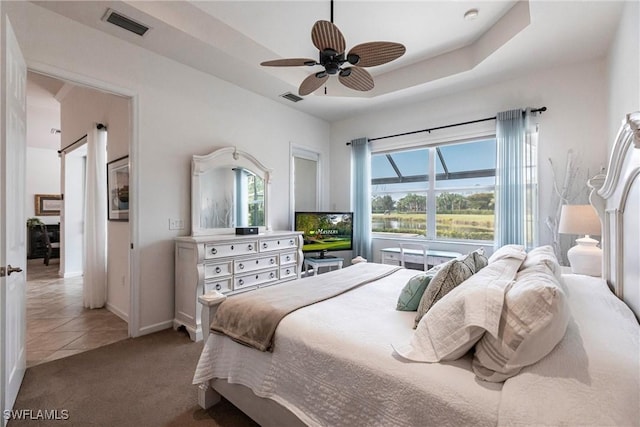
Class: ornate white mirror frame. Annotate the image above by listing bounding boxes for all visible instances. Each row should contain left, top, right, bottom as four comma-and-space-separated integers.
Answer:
192, 147, 272, 236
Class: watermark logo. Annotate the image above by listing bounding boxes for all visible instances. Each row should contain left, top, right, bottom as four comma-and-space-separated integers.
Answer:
3, 409, 69, 421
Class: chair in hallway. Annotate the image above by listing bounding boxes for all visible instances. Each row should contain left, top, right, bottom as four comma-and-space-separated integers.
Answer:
41, 224, 60, 266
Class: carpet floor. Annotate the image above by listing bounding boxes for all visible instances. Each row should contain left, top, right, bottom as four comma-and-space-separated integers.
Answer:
9, 328, 258, 427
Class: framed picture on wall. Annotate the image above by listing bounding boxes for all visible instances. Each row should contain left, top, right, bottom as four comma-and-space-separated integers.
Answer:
35, 194, 61, 216
107, 156, 129, 221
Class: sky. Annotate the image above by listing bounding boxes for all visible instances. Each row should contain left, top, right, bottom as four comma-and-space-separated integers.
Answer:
371, 139, 496, 194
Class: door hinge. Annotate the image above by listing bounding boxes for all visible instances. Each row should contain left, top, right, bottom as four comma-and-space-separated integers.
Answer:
0, 267, 5, 277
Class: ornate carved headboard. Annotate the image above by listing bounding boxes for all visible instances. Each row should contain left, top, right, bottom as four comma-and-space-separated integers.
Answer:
589, 112, 640, 319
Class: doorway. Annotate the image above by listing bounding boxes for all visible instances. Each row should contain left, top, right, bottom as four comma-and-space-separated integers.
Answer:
290, 145, 321, 219
24, 71, 132, 366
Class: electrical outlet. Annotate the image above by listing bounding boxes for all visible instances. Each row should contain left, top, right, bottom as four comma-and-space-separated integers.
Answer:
169, 218, 184, 230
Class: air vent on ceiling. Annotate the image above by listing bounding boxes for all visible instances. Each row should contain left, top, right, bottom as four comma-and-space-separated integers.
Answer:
280, 92, 303, 103
102, 9, 150, 37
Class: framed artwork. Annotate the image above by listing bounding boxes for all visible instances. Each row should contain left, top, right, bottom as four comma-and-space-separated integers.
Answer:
107, 156, 129, 221
35, 194, 62, 216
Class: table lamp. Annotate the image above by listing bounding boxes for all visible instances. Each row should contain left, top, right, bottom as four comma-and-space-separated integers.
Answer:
558, 204, 602, 276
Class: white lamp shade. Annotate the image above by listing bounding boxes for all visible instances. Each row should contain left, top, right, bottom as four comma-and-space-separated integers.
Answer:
558, 205, 601, 236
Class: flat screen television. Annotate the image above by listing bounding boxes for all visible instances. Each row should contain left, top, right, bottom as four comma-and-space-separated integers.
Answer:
294, 212, 353, 258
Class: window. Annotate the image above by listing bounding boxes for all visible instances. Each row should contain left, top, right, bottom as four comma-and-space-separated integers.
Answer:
371, 138, 496, 242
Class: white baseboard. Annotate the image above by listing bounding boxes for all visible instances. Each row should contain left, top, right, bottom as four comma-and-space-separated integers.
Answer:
63, 271, 83, 278
137, 320, 174, 337
106, 302, 129, 323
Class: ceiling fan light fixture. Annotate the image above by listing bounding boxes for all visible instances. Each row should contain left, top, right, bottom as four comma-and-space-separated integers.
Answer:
347, 53, 360, 65
464, 8, 479, 21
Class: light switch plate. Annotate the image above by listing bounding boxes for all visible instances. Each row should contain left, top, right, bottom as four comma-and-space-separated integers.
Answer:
169, 218, 184, 230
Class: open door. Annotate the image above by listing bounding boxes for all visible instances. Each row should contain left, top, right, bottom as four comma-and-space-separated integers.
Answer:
1, 14, 27, 423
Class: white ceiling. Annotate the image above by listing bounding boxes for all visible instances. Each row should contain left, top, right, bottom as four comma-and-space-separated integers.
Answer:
32, 1, 624, 122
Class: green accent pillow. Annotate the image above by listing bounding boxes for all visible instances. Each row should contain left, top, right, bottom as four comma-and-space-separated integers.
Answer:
396, 264, 445, 311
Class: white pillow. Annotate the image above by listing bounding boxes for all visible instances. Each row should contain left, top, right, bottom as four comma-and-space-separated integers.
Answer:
520, 245, 562, 280
472, 264, 569, 382
393, 255, 524, 362
488, 244, 526, 264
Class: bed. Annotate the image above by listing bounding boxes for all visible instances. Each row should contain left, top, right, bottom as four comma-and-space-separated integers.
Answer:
193, 112, 640, 427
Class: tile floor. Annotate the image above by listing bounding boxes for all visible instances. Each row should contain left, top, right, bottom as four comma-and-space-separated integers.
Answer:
26, 258, 129, 367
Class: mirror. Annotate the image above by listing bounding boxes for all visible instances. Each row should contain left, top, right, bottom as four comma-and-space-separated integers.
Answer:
192, 147, 271, 235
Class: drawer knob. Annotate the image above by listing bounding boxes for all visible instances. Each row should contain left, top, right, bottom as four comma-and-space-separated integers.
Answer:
230, 245, 234, 250
255, 260, 259, 264
270, 258, 275, 264
286, 255, 291, 261
269, 272, 275, 279
289, 240, 294, 245
286, 269, 290, 275
262, 243, 268, 249
211, 248, 217, 255
255, 275, 259, 279
239, 264, 244, 270
215, 266, 221, 273
215, 284, 221, 291
239, 279, 244, 286
248, 244, 253, 250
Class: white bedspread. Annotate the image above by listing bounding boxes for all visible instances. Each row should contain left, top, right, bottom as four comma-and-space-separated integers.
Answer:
497, 274, 640, 426
194, 266, 503, 427
194, 268, 640, 426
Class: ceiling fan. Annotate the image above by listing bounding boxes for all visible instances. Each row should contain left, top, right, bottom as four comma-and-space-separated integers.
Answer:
260, 3, 406, 96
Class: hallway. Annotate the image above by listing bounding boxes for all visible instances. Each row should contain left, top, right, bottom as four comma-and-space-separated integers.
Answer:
26, 259, 128, 367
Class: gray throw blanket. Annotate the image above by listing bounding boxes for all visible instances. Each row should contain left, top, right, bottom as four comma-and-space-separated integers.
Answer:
211, 262, 402, 351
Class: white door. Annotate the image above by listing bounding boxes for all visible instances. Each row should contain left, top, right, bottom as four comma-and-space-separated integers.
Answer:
1, 15, 27, 422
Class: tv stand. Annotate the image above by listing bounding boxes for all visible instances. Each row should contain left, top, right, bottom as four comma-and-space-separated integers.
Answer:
303, 255, 343, 276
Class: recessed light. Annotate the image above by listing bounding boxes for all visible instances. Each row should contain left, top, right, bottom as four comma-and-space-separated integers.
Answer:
464, 8, 479, 21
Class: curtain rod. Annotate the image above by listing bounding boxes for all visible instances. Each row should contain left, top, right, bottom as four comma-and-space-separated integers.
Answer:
345, 107, 546, 145
58, 123, 106, 154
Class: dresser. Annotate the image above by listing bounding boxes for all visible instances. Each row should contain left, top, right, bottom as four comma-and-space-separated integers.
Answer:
174, 231, 303, 341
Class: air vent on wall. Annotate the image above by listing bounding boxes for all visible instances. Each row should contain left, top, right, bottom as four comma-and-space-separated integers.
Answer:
280, 92, 304, 103
102, 9, 150, 37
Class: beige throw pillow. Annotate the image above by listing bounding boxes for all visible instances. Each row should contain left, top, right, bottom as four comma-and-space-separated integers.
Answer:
413, 251, 487, 328
413, 250, 487, 328
472, 264, 570, 382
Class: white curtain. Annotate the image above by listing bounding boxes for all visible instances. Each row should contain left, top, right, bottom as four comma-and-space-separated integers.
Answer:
83, 126, 107, 308
495, 108, 538, 249
350, 137, 372, 261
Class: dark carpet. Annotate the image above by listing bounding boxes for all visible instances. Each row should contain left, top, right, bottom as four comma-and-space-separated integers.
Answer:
9, 329, 258, 426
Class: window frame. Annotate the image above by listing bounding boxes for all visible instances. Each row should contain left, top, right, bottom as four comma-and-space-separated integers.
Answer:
370, 134, 497, 243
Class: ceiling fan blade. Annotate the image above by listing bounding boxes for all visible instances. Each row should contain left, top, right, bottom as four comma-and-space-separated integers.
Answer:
299, 73, 329, 96
261, 58, 316, 67
348, 42, 406, 67
311, 20, 346, 54
338, 67, 374, 92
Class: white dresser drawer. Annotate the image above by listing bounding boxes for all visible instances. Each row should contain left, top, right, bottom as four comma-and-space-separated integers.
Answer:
204, 278, 232, 294
235, 255, 277, 273
280, 251, 297, 266
204, 261, 233, 279
259, 237, 298, 253
280, 265, 297, 280
235, 269, 278, 290
205, 241, 257, 259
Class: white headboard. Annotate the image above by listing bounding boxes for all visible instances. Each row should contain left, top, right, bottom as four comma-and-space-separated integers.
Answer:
589, 112, 640, 319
